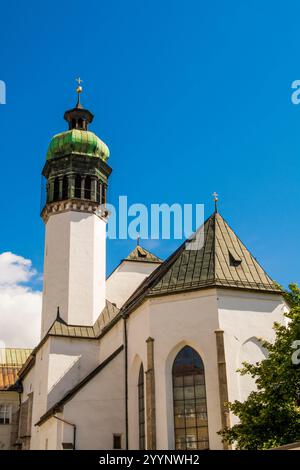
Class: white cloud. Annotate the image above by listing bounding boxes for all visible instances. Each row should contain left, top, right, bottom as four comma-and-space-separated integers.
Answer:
0, 252, 41, 348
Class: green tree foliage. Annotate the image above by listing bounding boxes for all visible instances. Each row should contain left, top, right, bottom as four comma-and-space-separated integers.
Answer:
219, 284, 300, 449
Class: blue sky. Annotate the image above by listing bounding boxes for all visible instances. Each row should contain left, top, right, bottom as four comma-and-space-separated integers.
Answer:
0, 0, 299, 289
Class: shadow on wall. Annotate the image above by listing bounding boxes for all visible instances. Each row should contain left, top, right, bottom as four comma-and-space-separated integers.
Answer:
47, 355, 81, 410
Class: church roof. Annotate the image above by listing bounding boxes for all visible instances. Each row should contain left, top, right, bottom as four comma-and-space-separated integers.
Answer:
124, 245, 162, 264
150, 211, 279, 295
48, 300, 120, 338
0, 348, 32, 391
0, 348, 32, 366
121, 211, 281, 314
18, 301, 120, 380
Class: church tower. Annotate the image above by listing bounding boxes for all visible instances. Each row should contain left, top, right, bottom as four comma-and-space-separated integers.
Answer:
40, 83, 112, 337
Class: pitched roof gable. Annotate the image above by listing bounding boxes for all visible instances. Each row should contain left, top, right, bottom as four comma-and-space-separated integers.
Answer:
47, 300, 120, 339
124, 245, 162, 263
18, 301, 120, 379
150, 212, 279, 295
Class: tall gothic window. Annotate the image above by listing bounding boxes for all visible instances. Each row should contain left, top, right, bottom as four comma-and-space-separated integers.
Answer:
172, 346, 209, 450
138, 364, 145, 450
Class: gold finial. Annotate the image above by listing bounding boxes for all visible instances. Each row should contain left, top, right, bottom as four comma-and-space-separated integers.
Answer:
212, 191, 219, 213
76, 77, 83, 94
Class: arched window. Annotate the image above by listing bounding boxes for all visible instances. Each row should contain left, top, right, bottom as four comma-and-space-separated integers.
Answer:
62, 175, 69, 200
53, 177, 59, 202
138, 364, 145, 450
85, 175, 91, 200
75, 174, 81, 198
172, 346, 209, 450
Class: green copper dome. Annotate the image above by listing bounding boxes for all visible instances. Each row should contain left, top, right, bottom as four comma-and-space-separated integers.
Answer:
46, 129, 110, 161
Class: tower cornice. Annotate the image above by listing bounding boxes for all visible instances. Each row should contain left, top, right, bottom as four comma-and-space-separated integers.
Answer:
40, 198, 110, 223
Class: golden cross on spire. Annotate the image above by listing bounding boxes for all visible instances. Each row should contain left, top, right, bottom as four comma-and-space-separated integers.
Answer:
76, 77, 83, 94
212, 191, 219, 213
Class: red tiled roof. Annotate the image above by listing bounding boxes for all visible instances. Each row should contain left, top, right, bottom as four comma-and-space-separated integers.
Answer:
0, 348, 32, 391
0, 366, 20, 390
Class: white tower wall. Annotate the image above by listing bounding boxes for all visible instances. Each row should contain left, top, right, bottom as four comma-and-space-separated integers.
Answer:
41, 210, 106, 336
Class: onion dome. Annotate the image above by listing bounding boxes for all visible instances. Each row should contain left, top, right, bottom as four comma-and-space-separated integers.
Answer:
46, 129, 109, 161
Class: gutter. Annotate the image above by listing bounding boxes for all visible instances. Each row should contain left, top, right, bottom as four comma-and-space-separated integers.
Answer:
53, 415, 76, 450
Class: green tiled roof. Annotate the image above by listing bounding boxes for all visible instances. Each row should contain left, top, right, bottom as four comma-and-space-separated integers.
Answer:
124, 245, 162, 263
18, 301, 120, 380
46, 129, 109, 161
150, 212, 280, 295
48, 300, 120, 339
121, 212, 281, 313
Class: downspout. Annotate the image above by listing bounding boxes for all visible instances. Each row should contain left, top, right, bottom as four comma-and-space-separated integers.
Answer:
123, 312, 129, 450
16, 387, 22, 449
53, 415, 76, 450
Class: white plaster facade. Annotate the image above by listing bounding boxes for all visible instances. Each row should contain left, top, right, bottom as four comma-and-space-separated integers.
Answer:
18, 280, 286, 450
218, 290, 288, 407
0, 391, 19, 450
126, 289, 222, 450
106, 260, 160, 308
